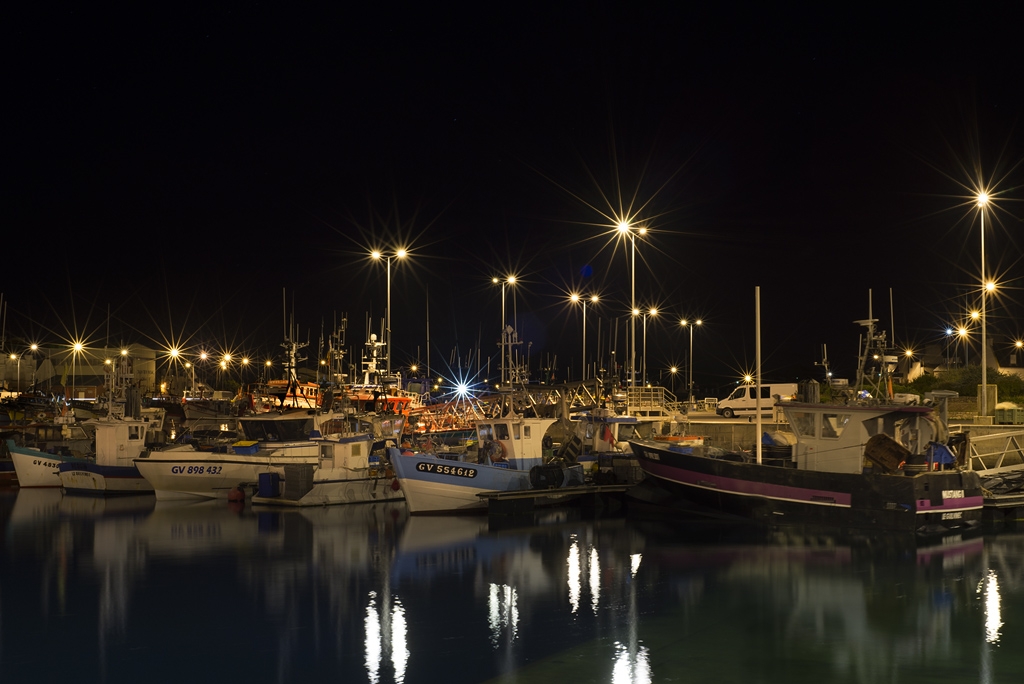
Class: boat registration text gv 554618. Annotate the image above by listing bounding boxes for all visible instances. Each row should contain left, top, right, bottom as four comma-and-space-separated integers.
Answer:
416, 462, 477, 479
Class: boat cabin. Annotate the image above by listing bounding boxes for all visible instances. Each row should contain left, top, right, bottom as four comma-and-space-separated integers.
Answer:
782, 402, 943, 474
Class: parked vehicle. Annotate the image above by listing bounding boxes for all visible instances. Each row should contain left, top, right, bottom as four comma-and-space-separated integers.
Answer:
716, 383, 797, 419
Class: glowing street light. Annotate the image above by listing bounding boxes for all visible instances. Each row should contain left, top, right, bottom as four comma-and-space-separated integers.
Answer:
8, 353, 19, 393
978, 191, 990, 419
618, 222, 647, 387
680, 318, 703, 404
570, 293, 599, 381
70, 341, 85, 402
958, 326, 969, 366
493, 275, 517, 384
372, 248, 408, 377
642, 307, 657, 386
669, 366, 678, 394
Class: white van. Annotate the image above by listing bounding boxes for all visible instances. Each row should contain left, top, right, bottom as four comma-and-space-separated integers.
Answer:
716, 383, 798, 419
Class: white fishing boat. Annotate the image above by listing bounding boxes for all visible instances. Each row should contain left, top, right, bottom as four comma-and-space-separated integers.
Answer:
59, 353, 164, 495
250, 430, 404, 507
136, 405, 406, 501
391, 393, 584, 514
9, 438, 88, 487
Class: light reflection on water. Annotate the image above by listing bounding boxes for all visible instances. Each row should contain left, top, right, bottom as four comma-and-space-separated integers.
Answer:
2, 488, 1024, 683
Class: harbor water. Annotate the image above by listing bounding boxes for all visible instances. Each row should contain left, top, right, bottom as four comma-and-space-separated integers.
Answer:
1, 489, 1021, 683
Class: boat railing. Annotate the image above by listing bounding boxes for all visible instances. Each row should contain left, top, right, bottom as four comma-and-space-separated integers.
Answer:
625, 387, 679, 416
956, 428, 1024, 472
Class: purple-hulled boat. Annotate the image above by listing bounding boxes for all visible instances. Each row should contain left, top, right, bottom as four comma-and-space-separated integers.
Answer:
630, 399, 983, 534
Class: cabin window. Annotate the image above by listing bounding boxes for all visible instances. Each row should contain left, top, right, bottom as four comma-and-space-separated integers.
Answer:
821, 413, 850, 439
495, 423, 510, 440
478, 424, 493, 441
792, 412, 816, 437
523, 426, 531, 439
585, 423, 596, 440
128, 425, 143, 440
513, 424, 521, 440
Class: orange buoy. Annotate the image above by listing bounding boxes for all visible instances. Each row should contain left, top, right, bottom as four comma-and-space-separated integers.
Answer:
227, 486, 246, 503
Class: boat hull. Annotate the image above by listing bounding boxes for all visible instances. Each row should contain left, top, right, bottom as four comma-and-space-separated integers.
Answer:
629, 440, 984, 533
391, 452, 535, 513
59, 462, 154, 495
391, 451, 584, 514
252, 470, 404, 507
134, 451, 320, 500
9, 447, 87, 488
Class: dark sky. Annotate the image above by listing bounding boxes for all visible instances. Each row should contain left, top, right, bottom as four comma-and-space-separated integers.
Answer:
6, 4, 1024, 395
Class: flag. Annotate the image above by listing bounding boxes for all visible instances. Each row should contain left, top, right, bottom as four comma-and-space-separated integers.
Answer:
602, 424, 615, 443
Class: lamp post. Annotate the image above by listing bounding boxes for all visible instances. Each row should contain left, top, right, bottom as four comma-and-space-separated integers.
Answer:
618, 222, 646, 387
642, 307, 656, 386
28, 343, 38, 390
958, 326, 969, 366
8, 353, 19, 393
371, 249, 408, 377
669, 366, 677, 394
71, 342, 84, 402
185, 362, 194, 395
169, 348, 180, 395
570, 293, 599, 381
680, 318, 703, 404
945, 327, 953, 369
978, 192, 990, 419
493, 275, 516, 385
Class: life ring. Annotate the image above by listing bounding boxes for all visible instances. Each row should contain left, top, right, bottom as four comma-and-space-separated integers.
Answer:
486, 440, 507, 464
37, 412, 47, 421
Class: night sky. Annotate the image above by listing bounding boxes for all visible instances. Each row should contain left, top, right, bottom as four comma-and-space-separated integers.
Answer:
6, 4, 1024, 395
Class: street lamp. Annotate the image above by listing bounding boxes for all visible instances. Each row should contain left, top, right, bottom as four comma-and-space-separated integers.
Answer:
185, 362, 194, 395
945, 327, 954, 369
680, 318, 703, 404
618, 222, 646, 387
978, 192, 990, 419
669, 366, 678, 394
8, 353, 19, 393
493, 275, 516, 384
958, 326, 969, 366
642, 307, 657, 386
371, 248, 408, 377
569, 293, 599, 381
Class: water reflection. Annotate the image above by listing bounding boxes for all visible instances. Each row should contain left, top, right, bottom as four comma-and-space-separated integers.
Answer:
2, 488, 1024, 683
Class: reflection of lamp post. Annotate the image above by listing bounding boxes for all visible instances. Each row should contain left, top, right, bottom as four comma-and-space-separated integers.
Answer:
371, 249, 408, 377
680, 318, 703, 404
978, 192, 990, 418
